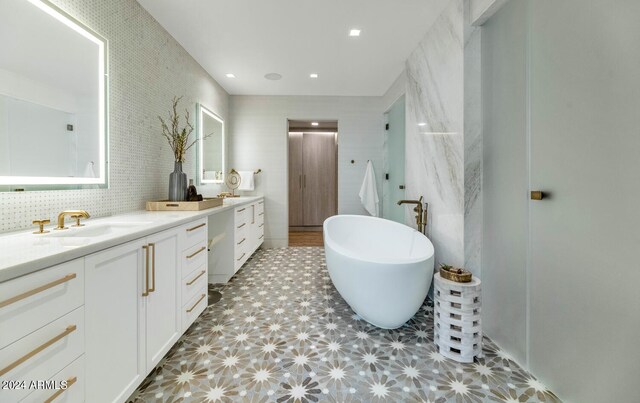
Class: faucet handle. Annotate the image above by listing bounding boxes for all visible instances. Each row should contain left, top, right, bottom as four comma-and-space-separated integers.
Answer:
70, 214, 85, 227
32, 219, 50, 234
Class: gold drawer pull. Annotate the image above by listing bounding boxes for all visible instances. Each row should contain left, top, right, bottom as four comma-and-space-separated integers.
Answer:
186, 294, 206, 313
237, 238, 246, 245
258, 212, 264, 216
237, 208, 246, 213
186, 270, 206, 286
186, 246, 206, 259
259, 235, 264, 240
186, 223, 206, 232
0, 325, 77, 376
0, 273, 76, 309
259, 223, 264, 228
237, 223, 246, 229
258, 201, 264, 204
236, 253, 246, 262
44, 376, 77, 403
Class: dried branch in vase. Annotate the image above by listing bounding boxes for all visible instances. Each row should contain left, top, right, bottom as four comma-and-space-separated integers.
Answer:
158, 96, 198, 163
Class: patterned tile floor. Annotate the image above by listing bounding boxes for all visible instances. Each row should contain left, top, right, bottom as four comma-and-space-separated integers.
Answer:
128, 247, 560, 402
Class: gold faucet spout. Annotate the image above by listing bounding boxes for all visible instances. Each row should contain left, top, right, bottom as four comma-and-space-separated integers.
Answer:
56, 210, 90, 230
397, 197, 428, 234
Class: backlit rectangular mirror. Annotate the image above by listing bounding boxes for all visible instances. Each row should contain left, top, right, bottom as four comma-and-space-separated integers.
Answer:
0, 0, 108, 190
198, 104, 225, 184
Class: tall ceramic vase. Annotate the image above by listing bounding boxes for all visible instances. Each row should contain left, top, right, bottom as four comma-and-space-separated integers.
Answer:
168, 161, 187, 201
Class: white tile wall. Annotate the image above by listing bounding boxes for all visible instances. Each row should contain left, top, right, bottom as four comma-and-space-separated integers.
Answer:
229, 96, 385, 247
0, 0, 229, 233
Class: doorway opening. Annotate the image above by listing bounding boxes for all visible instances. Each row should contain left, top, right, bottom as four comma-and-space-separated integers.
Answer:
288, 120, 338, 246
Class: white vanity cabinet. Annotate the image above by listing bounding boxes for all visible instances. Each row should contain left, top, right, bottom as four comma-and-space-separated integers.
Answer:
0, 258, 85, 403
233, 198, 264, 272
84, 220, 206, 403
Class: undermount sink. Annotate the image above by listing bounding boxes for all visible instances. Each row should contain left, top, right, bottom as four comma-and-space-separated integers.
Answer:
47, 222, 152, 238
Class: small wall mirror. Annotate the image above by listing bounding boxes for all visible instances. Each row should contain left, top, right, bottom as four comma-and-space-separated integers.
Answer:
198, 104, 225, 184
0, 0, 108, 190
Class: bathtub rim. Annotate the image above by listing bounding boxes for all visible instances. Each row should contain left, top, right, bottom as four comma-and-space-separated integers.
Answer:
323, 215, 434, 265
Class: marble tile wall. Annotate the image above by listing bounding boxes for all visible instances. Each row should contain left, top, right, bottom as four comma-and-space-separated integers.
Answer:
405, 0, 482, 274
0, 0, 229, 233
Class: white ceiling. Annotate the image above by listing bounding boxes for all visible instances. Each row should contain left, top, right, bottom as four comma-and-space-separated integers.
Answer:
137, 0, 449, 96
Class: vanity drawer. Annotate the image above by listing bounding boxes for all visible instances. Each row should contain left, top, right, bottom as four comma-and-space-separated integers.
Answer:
0, 259, 84, 349
20, 355, 84, 403
182, 265, 208, 306
181, 241, 208, 279
182, 287, 207, 332
180, 218, 208, 250
235, 207, 249, 228
0, 307, 84, 403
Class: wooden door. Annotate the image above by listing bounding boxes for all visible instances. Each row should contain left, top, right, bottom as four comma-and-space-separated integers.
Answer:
145, 228, 180, 369
302, 132, 337, 226
288, 132, 304, 226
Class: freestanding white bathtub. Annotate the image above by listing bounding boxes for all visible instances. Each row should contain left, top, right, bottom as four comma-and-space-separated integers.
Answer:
323, 215, 435, 329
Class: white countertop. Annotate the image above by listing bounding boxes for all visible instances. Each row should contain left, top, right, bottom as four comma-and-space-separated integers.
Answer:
0, 196, 263, 283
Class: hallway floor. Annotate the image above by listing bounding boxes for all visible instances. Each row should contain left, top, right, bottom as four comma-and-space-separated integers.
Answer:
289, 231, 324, 247
128, 248, 559, 402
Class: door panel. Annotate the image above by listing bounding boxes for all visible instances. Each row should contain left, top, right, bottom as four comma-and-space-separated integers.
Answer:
145, 228, 180, 369
529, 1, 640, 402
85, 239, 146, 403
383, 95, 406, 223
302, 132, 337, 226
288, 132, 303, 226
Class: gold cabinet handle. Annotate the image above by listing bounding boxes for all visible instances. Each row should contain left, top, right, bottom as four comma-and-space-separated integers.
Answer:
186, 270, 206, 286
237, 223, 246, 229
44, 376, 77, 403
236, 253, 246, 262
258, 212, 264, 216
259, 223, 264, 228
258, 200, 264, 205
237, 208, 246, 213
187, 246, 206, 259
0, 273, 76, 309
0, 325, 77, 376
142, 245, 150, 297
259, 235, 264, 240
237, 238, 246, 245
252, 205, 255, 224
299, 175, 302, 189
186, 294, 206, 313
186, 223, 206, 232
148, 243, 156, 293
530, 191, 546, 200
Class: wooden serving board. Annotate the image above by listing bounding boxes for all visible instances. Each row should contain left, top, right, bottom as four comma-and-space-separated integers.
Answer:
146, 198, 223, 211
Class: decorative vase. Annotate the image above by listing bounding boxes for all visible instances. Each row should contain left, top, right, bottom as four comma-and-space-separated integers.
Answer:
168, 161, 187, 201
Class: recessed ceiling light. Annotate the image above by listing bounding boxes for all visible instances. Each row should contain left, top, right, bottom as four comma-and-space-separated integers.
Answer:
418, 122, 427, 126
225, 73, 236, 78
349, 29, 361, 37
310, 73, 319, 78
264, 73, 283, 81
311, 122, 319, 126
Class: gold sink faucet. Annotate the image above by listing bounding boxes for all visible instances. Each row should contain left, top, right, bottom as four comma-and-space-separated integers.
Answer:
56, 210, 90, 230
397, 196, 428, 234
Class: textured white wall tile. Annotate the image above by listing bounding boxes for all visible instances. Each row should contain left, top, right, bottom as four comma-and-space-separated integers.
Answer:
229, 96, 385, 246
0, 0, 229, 233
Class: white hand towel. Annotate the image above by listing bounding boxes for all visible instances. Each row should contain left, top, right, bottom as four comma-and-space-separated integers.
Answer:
238, 171, 255, 191
359, 161, 379, 217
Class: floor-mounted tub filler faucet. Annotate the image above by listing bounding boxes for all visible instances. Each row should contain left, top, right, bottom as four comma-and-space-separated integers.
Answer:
397, 196, 428, 234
